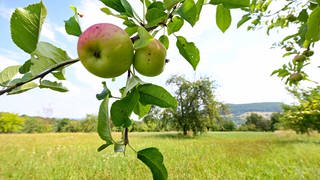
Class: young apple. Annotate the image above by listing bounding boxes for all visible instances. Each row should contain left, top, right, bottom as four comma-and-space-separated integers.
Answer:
133, 39, 166, 77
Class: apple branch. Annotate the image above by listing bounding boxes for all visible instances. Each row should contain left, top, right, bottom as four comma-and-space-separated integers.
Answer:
130, 5, 178, 43
0, 59, 79, 96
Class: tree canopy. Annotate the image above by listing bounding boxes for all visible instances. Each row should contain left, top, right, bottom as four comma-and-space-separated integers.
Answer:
0, 112, 25, 133
166, 75, 224, 135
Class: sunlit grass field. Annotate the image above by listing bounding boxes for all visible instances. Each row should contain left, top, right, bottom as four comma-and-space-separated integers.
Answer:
0, 131, 319, 179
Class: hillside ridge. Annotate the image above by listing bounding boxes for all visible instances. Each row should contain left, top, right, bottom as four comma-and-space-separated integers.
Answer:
228, 102, 282, 116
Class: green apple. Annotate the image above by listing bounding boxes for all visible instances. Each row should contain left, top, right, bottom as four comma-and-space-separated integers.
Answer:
134, 39, 167, 77
286, 14, 297, 22
302, 50, 314, 57
289, 73, 303, 82
77, 23, 133, 78
292, 54, 306, 64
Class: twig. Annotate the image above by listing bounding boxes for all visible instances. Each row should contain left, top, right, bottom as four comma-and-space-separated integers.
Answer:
130, 5, 177, 43
130, 25, 160, 43
124, 127, 129, 145
0, 59, 79, 96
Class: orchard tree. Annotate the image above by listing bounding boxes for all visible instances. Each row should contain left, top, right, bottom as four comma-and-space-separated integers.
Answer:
281, 86, 320, 133
0, 112, 25, 133
270, 112, 281, 131
142, 107, 176, 131
22, 117, 50, 133
55, 118, 71, 132
243, 113, 271, 131
167, 75, 222, 135
1, 0, 320, 179
80, 114, 97, 132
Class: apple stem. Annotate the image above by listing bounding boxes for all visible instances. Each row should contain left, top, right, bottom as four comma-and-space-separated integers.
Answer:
127, 70, 131, 79
123, 70, 131, 146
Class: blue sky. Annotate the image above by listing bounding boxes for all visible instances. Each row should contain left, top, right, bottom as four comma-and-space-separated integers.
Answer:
1, 0, 313, 119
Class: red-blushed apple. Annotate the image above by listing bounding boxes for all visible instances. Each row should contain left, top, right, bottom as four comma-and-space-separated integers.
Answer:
133, 39, 166, 77
77, 23, 133, 78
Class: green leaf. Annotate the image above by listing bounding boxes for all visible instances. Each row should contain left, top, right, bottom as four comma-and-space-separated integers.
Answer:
97, 143, 112, 152
120, 0, 134, 17
52, 70, 66, 80
139, 0, 149, 6
125, 26, 138, 36
196, 0, 204, 17
148, 2, 165, 10
33, 42, 70, 63
96, 82, 111, 100
209, 0, 250, 8
101, 7, 113, 15
100, 0, 126, 13
167, 16, 184, 35
178, 0, 197, 26
65, 16, 82, 37
159, 35, 169, 49
123, 19, 136, 27
30, 42, 71, 76
64, 5, 81, 37
39, 80, 68, 92
134, 102, 151, 118
134, 27, 154, 49
271, 69, 280, 76
164, 0, 183, 10
137, 147, 168, 180
237, 14, 251, 28
10, 1, 47, 53
250, 0, 257, 11
0, 65, 20, 86
8, 82, 38, 95
7, 73, 33, 86
111, 89, 140, 127
101, 7, 128, 20
216, 4, 231, 33
139, 84, 177, 108
19, 60, 32, 74
146, 8, 168, 27
298, 9, 309, 23
306, 7, 320, 42
124, 75, 144, 96
97, 97, 114, 144
176, 36, 200, 70
30, 56, 55, 76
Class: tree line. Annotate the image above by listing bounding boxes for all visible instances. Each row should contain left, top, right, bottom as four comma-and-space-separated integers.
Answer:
0, 111, 280, 134
0, 75, 318, 135
0, 113, 98, 133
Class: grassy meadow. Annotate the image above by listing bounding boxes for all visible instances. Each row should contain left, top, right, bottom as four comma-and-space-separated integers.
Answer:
0, 131, 319, 179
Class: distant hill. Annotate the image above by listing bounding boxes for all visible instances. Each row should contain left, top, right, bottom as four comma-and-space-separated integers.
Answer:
226, 102, 283, 126
228, 102, 283, 116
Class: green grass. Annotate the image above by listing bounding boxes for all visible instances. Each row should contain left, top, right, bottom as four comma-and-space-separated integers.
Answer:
0, 131, 319, 179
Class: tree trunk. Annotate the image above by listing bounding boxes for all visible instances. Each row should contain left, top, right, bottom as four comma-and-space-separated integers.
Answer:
183, 126, 187, 135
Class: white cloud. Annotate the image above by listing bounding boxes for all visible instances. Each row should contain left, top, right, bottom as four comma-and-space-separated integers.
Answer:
0, 55, 19, 70
0, 87, 101, 119
211, 47, 295, 104
56, 26, 78, 43
41, 21, 57, 42
77, 0, 123, 29
0, 5, 13, 20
